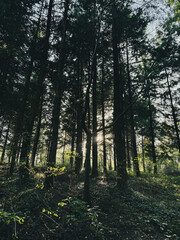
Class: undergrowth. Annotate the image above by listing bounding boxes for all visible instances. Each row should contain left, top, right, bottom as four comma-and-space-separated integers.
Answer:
0, 165, 180, 240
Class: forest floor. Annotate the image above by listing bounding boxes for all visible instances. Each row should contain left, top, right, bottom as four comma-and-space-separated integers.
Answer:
0, 164, 180, 240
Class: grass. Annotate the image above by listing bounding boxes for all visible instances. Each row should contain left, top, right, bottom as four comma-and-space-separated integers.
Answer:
0, 164, 180, 240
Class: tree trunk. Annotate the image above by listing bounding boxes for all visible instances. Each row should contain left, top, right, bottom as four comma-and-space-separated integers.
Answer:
62, 131, 66, 165
92, 54, 98, 177
75, 59, 83, 174
112, 2, 127, 188
113, 141, 117, 171
19, 0, 54, 180
9, 2, 43, 176
126, 41, 140, 176
0, 120, 5, 140
45, 0, 69, 187
9, 56, 34, 176
101, 59, 107, 174
142, 136, 146, 172
75, 116, 83, 174
1, 121, 10, 163
70, 123, 75, 168
109, 155, 112, 170
31, 97, 43, 167
125, 115, 131, 171
165, 68, 180, 153
148, 92, 157, 174
84, 94, 91, 204
48, 96, 61, 166
84, 129, 91, 204
16, 138, 22, 164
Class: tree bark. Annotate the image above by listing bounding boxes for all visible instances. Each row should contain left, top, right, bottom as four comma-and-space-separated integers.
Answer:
148, 92, 157, 174
113, 140, 117, 171
9, 2, 44, 176
0, 120, 5, 140
75, 58, 83, 174
70, 124, 75, 168
1, 121, 10, 163
9, 56, 34, 176
31, 97, 43, 167
62, 131, 66, 165
142, 136, 146, 172
45, 0, 69, 187
165, 68, 180, 153
126, 41, 140, 176
101, 59, 107, 174
92, 54, 98, 177
125, 115, 131, 171
84, 93, 91, 204
112, 2, 127, 188
19, 0, 54, 180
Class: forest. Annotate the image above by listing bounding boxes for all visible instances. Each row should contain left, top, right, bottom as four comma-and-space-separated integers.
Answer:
0, 0, 180, 239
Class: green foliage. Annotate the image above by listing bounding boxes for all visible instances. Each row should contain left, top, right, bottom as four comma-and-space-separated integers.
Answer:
64, 151, 79, 158
39, 197, 104, 239
0, 209, 14, 224
45, 166, 66, 177
1, 163, 180, 239
168, 0, 180, 21
0, 208, 24, 226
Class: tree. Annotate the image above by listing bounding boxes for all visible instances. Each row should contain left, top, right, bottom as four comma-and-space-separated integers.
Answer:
19, 0, 54, 179
112, 1, 127, 188
45, 0, 70, 187
1, 121, 10, 163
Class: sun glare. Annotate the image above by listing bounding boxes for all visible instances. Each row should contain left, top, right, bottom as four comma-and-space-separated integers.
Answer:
97, 135, 103, 142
